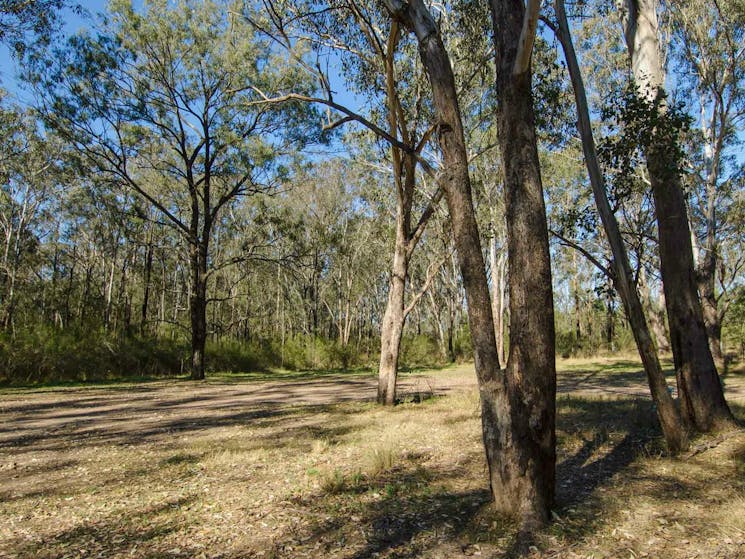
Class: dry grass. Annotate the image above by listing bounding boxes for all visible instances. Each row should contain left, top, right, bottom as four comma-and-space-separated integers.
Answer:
1, 358, 744, 558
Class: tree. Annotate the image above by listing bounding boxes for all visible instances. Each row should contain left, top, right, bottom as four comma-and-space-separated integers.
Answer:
383, 0, 556, 529
547, 0, 687, 452
0, 96, 63, 332
618, 0, 735, 431
487, 0, 557, 526
33, 0, 311, 379
669, 0, 745, 366
241, 0, 446, 404
0, 0, 73, 55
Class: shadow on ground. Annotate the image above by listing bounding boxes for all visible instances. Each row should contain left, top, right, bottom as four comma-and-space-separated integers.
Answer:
223, 397, 667, 559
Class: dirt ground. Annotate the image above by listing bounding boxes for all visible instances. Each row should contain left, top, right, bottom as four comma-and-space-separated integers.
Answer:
1, 358, 744, 559
3, 359, 744, 451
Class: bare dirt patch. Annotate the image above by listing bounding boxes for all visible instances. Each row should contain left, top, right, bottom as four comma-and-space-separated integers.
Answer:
1, 359, 744, 559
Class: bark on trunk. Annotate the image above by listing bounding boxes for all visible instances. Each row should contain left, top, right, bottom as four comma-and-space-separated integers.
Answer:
555, 0, 687, 452
620, 0, 734, 431
698, 250, 725, 366
377, 219, 409, 405
489, 231, 507, 365
605, 287, 615, 349
697, 104, 726, 368
141, 234, 154, 336
190, 241, 207, 381
640, 276, 671, 354
649, 157, 732, 430
387, 0, 556, 525
388, 0, 552, 520
490, 0, 556, 526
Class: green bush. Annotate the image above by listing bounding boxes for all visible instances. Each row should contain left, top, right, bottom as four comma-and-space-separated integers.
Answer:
0, 326, 187, 384
205, 339, 271, 373
400, 334, 442, 368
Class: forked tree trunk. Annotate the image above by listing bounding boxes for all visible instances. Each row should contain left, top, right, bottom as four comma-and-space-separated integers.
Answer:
620, 0, 734, 431
555, 0, 687, 452
386, 0, 556, 526
490, 0, 556, 526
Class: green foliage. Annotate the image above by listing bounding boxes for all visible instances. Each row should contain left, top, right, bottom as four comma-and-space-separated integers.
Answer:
532, 34, 576, 148
0, 329, 381, 384
204, 339, 271, 374
0, 327, 187, 384
598, 82, 693, 206
0, 0, 74, 55
400, 335, 441, 368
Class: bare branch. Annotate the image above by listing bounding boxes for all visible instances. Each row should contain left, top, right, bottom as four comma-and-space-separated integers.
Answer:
550, 228, 613, 278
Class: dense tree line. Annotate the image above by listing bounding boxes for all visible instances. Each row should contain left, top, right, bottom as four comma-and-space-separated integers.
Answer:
0, 0, 743, 532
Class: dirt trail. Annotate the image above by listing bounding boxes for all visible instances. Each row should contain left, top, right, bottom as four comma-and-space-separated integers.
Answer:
0, 369, 460, 451
1, 363, 743, 452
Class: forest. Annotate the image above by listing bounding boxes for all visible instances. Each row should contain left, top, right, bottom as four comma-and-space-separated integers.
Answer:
1, 0, 744, 557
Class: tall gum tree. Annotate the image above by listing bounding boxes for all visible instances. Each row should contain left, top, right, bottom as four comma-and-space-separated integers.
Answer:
33, 0, 311, 379
487, 0, 557, 525
242, 0, 446, 404
549, 0, 687, 452
670, 0, 745, 367
383, 0, 556, 528
618, 0, 735, 431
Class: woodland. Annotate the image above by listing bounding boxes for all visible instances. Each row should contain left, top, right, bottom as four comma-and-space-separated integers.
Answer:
1, 0, 745, 557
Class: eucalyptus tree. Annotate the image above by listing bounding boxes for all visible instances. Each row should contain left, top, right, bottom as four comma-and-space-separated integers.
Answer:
670, 0, 745, 365
0, 96, 65, 332
242, 0, 447, 404
32, 0, 312, 379
540, 0, 688, 451
307, 1, 442, 404
486, 0, 557, 526
617, 0, 735, 431
381, 0, 557, 528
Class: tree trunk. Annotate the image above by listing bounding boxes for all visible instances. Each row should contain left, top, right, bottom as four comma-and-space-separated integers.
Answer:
620, 0, 734, 432
377, 218, 409, 405
189, 241, 208, 380
427, 289, 449, 361
489, 231, 507, 365
385, 0, 555, 527
698, 246, 725, 366
697, 98, 726, 369
649, 157, 732, 430
141, 233, 154, 336
555, 0, 687, 451
490, 0, 556, 526
605, 287, 615, 349
639, 273, 671, 354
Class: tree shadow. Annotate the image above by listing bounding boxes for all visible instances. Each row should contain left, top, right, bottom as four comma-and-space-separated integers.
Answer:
556, 396, 661, 501
1, 494, 199, 559
247, 460, 497, 559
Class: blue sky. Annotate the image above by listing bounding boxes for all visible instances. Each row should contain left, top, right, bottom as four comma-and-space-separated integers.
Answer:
1, 0, 367, 139
1, 1, 106, 101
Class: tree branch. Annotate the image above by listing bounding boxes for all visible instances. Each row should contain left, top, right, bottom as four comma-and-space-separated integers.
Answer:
550, 229, 612, 278
513, 0, 541, 75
